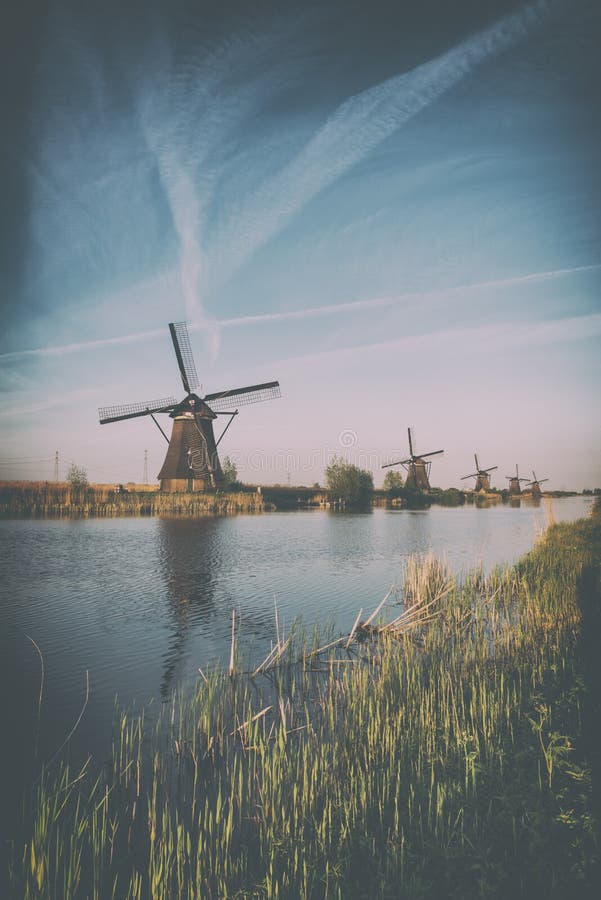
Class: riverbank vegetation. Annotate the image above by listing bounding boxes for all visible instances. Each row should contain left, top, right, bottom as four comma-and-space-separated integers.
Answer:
325, 457, 374, 508
7, 504, 599, 897
220, 456, 242, 492
1, 479, 584, 517
382, 469, 404, 496
0, 482, 264, 517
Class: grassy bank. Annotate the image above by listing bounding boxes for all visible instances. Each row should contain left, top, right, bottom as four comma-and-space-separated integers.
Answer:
7, 507, 600, 898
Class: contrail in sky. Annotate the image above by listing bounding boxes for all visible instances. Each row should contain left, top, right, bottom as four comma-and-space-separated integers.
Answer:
0, 388, 100, 419
273, 312, 601, 368
137, 14, 314, 358
0, 328, 166, 363
211, 0, 560, 280
219, 264, 598, 328
0, 263, 596, 362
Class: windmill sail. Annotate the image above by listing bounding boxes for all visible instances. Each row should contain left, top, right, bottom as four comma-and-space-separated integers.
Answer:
169, 322, 200, 394
418, 449, 444, 458
99, 397, 176, 424
204, 381, 281, 411
382, 457, 411, 469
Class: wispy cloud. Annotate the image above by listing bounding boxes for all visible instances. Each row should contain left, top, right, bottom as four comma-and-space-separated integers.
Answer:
25, 8, 313, 358
0, 388, 101, 418
0, 262, 596, 363
137, 13, 318, 358
210, 0, 559, 281
0, 329, 165, 364
19, 0, 560, 363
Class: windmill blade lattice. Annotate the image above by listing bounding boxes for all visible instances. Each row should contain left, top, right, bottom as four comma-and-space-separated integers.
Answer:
204, 381, 281, 412
419, 449, 444, 459
382, 458, 410, 469
99, 397, 177, 424
169, 322, 200, 394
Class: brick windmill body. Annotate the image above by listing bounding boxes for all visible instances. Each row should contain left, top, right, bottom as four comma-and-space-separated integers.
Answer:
99, 322, 281, 492
382, 427, 444, 490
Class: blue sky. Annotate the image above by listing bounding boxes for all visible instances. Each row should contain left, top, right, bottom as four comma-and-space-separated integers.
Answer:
0, 0, 599, 488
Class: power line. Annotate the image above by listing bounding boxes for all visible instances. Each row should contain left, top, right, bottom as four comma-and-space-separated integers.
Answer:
0, 456, 54, 462
0, 460, 55, 466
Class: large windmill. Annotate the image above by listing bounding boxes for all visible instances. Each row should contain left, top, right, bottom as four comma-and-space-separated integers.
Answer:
99, 322, 281, 492
523, 470, 549, 497
382, 427, 444, 490
461, 453, 498, 492
505, 464, 529, 496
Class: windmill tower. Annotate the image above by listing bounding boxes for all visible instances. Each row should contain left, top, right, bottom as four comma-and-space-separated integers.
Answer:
506, 464, 529, 496
99, 322, 281, 492
382, 427, 444, 490
461, 453, 497, 492
524, 470, 549, 497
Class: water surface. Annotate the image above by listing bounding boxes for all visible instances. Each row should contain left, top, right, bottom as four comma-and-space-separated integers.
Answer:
0, 497, 590, 840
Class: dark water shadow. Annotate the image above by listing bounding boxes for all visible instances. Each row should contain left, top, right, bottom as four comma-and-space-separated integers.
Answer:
157, 517, 224, 697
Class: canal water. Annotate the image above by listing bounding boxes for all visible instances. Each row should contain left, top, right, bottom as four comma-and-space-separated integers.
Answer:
0, 497, 591, 843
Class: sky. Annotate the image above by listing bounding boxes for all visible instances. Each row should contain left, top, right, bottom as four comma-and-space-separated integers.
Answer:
0, 0, 599, 489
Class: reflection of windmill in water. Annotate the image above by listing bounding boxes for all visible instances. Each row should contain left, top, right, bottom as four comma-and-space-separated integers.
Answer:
382, 427, 444, 490
157, 517, 221, 698
523, 470, 549, 497
461, 453, 497, 492
157, 517, 285, 696
99, 322, 281, 491
506, 464, 529, 495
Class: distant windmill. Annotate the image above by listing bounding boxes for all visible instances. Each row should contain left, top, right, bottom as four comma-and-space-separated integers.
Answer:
99, 322, 281, 492
461, 453, 497, 492
382, 427, 444, 490
523, 470, 549, 497
505, 464, 529, 496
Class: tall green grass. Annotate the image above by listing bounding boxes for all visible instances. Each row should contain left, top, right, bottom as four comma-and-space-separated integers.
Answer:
8, 508, 600, 897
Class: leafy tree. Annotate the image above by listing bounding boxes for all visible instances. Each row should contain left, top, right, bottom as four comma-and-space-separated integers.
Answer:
221, 456, 241, 491
325, 456, 373, 507
66, 463, 88, 488
383, 470, 404, 494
